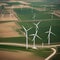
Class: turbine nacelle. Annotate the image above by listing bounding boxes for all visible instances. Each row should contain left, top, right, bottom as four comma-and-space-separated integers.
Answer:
33, 22, 40, 29
32, 13, 36, 20
45, 26, 55, 36
30, 34, 42, 41
45, 26, 56, 45
22, 26, 32, 32
22, 25, 32, 49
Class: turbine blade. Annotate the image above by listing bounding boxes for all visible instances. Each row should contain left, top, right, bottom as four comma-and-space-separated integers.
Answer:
45, 31, 49, 33
49, 26, 51, 31
36, 25, 38, 28
33, 23, 38, 29
33, 23, 36, 26
29, 34, 34, 36
27, 27, 32, 31
22, 26, 26, 31
37, 22, 40, 25
32, 37, 35, 41
32, 13, 36, 19
51, 32, 55, 36
36, 35, 42, 39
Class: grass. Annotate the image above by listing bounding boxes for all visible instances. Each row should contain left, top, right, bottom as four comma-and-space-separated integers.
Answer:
51, 46, 60, 60
30, 2, 60, 10
30, 2, 49, 7
0, 20, 60, 44
33, 48, 52, 58
0, 45, 52, 58
0, 2, 60, 45
14, 8, 60, 20
0, 1, 60, 59
0, 37, 26, 44
6, 2, 21, 5
18, 20, 60, 43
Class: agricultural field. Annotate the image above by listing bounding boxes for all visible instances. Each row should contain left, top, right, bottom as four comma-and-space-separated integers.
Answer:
0, 45, 52, 60
51, 46, 60, 60
0, 1, 60, 60
0, 1, 60, 45
6, 2, 21, 5
0, 20, 60, 45
14, 8, 60, 20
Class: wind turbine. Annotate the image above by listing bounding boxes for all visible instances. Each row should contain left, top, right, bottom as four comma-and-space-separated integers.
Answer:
33, 22, 40, 29
45, 26, 55, 45
10, 9, 12, 17
22, 26, 32, 49
42, 5, 47, 11
30, 22, 42, 49
50, 5, 54, 20
1, 6, 4, 19
51, 12, 54, 20
1, 13, 4, 19
20, 5, 23, 12
32, 13, 36, 20
31, 7, 34, 13
42, 42, 44, 48
10, 5, 13, 17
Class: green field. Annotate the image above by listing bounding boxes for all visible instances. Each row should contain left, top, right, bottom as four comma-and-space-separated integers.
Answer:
0, 45, 52, 58
0, 1, 60, 60
0, 3, 60, 44
18, 20, 60, 44
14, 8, 60, 20
13, 3, 60, 44
0, 2, 60, 44
51, 46, 60, 60
6, 2, 21, 5
0, 20, 60, 45
30, 2, 60, 10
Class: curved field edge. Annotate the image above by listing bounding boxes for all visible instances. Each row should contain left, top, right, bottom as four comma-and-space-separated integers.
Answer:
0, 44, 52, 58
51, 46, 60, 60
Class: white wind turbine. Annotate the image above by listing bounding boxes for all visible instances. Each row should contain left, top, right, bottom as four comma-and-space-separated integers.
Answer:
30, 22, 42, 49
50, 5, 54, 20
51, 12, 54, 20
1, 8, 4, 19
10, 5, 14, 17
42, 5, 47, 11
1, 13, 4, 20
45, 26, 55, 45
20, 5, 23, 12
31, 7, 34, 13
32, 13, 36, 20
22, 26, 32, 49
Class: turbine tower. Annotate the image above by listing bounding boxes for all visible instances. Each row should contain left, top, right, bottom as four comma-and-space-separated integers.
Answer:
31, 7, 34, 13
10, 5, 13, 17
51, 12, 54, 20
43, 5, 47, 11
22, 26, 32, 49
50, 5, 54, 20
45, 26, 55, 45
32, 13, 36, 20
30, 22, 42, 49
20, 5, 23, 12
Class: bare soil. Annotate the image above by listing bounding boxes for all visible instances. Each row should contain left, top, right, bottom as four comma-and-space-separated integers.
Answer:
0, 14, 18, 21
53, 10, 60, 17
0, 22, 20, 38
0, 50, 44, 60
